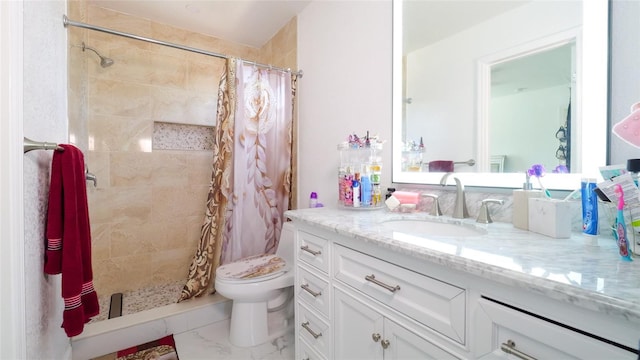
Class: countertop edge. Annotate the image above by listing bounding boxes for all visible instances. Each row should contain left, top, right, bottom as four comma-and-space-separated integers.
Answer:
285, 209, 640, 325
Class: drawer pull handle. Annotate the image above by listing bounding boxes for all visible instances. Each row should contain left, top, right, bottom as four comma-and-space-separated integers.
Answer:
301, 321, 322, 339
501, 340, 537, 360
381, 339, 390, 349
372, 333, 381, 342
300, 245, 322, 256
301, 284, 322, 297
365, 274, 401, 293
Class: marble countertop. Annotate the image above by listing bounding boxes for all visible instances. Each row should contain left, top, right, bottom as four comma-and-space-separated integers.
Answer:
285, 207, 640, 324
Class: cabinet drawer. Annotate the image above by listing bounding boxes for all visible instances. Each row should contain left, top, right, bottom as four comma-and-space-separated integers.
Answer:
296, 265, 331, 317
298, 337, 327, 360
298, 303, 332, 358
475, 298, 636, 359
334, 244, 466, 344
297, 230, 330, 274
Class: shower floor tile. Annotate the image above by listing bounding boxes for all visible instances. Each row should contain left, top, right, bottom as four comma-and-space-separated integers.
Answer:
92, 280, 184, 322
174, 319, 294, 360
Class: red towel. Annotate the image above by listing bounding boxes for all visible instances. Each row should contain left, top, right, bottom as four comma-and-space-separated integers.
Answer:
428, 160, 454, 172
45, 144, 99, 337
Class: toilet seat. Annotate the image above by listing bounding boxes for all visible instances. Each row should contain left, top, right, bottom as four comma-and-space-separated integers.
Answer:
216, 253, 288, 284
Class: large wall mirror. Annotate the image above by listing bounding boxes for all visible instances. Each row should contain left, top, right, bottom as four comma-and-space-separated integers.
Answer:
392, 0, 609, 190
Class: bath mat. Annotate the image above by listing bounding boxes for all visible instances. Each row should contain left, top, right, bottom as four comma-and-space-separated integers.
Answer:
116, 334, 179, 360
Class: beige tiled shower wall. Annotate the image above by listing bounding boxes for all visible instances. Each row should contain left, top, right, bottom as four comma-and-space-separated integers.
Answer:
67, 1, 88, 152
71, 3, 297, 297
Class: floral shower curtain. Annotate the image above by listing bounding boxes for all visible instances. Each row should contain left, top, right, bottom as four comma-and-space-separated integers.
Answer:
179, 58, 295, 301
220, 62, 294, 263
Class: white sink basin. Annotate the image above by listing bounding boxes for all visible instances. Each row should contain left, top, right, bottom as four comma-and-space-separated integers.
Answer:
381, 219, 487, 237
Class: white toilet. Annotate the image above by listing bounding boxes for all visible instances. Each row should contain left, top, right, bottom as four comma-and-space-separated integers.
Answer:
215, 222, 295, 347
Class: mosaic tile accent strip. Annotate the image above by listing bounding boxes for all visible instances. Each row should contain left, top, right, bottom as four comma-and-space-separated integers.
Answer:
153, 122, 215, 151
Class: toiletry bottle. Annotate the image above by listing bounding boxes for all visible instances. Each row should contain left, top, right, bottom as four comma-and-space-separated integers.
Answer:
512, 172, 542, 230
372, 184, 382, 206
581, 178, 599, 236
624, 159, 640, 252
353, 179, 361, 208
309, 192, 318, 208
360, 176, 372, 206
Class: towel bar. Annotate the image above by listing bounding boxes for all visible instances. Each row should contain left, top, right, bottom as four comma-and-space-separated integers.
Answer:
23, 137, 97, 187
23, 137, 64, 153
85, 166, 97, 187
454, 159, 476, 166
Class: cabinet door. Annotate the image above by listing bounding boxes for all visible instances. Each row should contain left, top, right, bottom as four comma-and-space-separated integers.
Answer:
335, 287, 463, 360
384, 319, 461, 360
475, 298, 636, 360
334, 288, 384, 360
334, 243, 466, 344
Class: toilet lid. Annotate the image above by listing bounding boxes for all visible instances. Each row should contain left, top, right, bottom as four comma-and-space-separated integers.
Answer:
216, 254, 287, 282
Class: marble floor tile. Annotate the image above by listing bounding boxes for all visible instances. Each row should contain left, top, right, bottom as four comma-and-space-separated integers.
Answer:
174, 319, 294, 360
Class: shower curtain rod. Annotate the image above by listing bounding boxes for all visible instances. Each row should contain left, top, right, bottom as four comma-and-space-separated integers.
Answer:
62, 15, 303, 78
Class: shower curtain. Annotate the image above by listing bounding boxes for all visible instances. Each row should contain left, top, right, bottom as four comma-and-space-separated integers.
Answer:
179, 58, 296, 301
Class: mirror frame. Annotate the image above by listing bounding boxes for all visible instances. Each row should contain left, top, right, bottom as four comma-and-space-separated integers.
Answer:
392, 0, 609, 190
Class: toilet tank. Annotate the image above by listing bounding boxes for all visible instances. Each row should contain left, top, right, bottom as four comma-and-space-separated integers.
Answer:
276, 222, 295, 265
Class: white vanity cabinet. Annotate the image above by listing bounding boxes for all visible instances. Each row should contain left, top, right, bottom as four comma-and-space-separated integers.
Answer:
474, 297, 635, 359
291, 219, 639, 360
333, 243, 466, 345
294, 226, 468, 359
334, 286, 462, 359
295, 229, 332, 359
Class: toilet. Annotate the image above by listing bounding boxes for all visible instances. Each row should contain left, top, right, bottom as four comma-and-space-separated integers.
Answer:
214, 222, 295, 347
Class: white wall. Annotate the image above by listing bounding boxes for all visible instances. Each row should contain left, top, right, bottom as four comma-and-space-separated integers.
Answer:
491, 85, 569, 173
23, 1, 72, 358
405, 1, 581, 166
0, 1, 27, 357
297, 0, 392, 208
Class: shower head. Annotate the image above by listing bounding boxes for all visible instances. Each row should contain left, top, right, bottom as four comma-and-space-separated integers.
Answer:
80, 42, 114, 68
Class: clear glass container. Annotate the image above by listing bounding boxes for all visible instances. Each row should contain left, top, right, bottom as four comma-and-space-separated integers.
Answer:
338, 143, 383, 209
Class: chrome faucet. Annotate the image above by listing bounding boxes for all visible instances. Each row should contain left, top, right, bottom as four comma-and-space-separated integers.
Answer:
476, 199, 504, 224
439, 172, 469, 219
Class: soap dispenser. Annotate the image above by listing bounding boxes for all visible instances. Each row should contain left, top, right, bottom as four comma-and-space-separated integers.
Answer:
512, 172, 542, 230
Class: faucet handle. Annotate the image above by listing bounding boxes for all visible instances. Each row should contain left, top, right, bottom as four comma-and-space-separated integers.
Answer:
421, 194, 443, 216
476, 199, 504, 224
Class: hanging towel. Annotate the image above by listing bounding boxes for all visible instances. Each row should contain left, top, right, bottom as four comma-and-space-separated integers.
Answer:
45, 144, 99, 337
428, 160, 454, 172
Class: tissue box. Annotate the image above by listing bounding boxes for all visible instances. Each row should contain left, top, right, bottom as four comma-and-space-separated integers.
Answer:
528, 198, 576, 238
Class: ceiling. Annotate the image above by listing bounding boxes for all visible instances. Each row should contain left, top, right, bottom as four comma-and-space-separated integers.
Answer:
89, 0, 312, 48
90, 0, 530, 52
491, 42, 574, 97
403, 1, 570, 97
403, 1, 530, 53
90, 0, 569, 95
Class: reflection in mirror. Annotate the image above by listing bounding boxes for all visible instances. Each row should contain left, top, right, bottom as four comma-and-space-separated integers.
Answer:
392, 0, 608, 190
479, 32, 577, 174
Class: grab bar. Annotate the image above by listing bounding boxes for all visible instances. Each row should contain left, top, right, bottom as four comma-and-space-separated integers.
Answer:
23, 137, 64, 153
